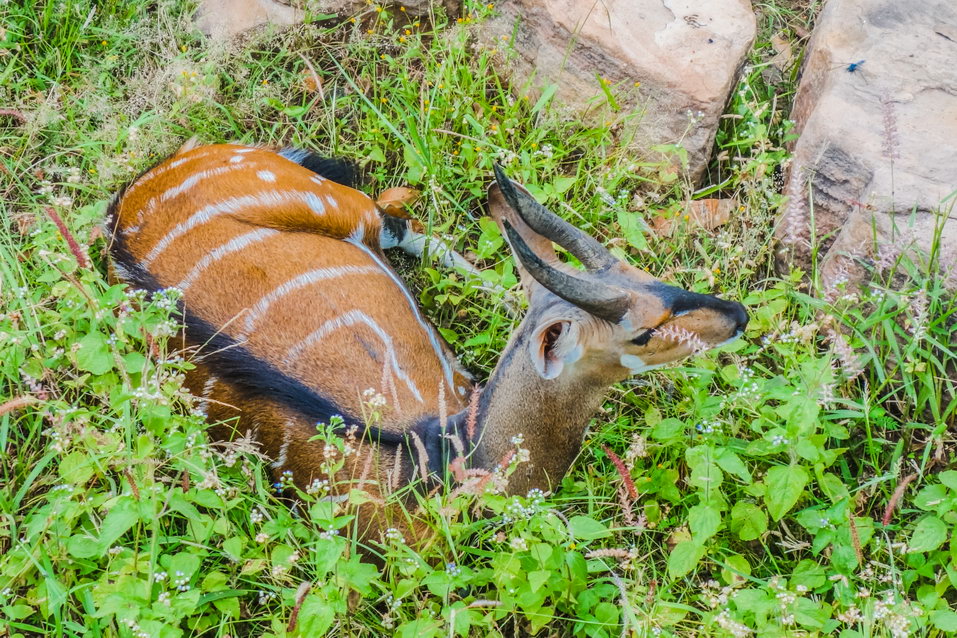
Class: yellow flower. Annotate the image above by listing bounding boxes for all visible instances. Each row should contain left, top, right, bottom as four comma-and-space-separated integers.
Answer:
349, 17, 356, 23
366, 29, 373, 34
486, 2, 494, 8
634, 81, 641, 87
399, 36, 406, 42
400, 5, 406, 10
101, 40, 108, 46
380, 97, 387, 103
180, 44, 187, 52
404, 29, 411, 35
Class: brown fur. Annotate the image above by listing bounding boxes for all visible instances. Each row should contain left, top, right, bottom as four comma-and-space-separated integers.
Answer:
110, 144, 748, 543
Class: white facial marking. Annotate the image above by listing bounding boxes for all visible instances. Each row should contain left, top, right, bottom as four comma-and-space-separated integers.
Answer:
176, 228, 278, 291
257, 170, 276, 182
286, 309, 423, 403
239, 265, 382, 338
620, 353, 654, 375
563, 344, 583, 365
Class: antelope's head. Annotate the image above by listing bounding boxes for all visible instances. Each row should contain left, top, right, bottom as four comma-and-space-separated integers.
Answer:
489, 166, 749, 385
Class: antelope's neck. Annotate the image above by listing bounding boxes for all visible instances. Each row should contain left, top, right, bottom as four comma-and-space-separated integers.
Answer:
468, 328, 609, 495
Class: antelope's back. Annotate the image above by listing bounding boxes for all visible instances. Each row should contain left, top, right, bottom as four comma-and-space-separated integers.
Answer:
109, 144, 469, 431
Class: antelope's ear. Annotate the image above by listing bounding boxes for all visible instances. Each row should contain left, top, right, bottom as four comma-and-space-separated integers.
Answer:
529, 319, 581, 379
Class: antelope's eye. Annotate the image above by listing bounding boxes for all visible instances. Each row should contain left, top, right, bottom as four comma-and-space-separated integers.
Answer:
631, 328, 654, 346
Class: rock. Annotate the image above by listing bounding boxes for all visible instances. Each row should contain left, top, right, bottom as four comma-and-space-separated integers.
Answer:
196, 0, 304, 41
195, 0, 460, 41
776, 0, 957, 290
480, 0, 756, 179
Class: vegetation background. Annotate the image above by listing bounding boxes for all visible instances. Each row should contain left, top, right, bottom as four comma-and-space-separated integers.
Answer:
1, 0, 955, 636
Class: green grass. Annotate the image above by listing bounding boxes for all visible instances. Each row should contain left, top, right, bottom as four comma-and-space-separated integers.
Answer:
2, 0, 956, 636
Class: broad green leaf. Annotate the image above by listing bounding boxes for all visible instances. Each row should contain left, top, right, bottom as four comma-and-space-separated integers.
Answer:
715, 449, 752, 483
67, 534, 100, 559
818, 472, 849, 502
914, 484, 949, 511
688, 461, 723, 493
169, 552, 202, 579
765, 465, 808, 521
791, 559, 826, 589
568, 515, 610, 541
403, 144, 424, 183
617, 210, 648, 252
222, 537, 243, 562
720, 554, 751, 585
688, 504, 721, 542
98, 499, 140, 551
76, 332, 113, 375
908, 516, 949, 553
550, 176, 576, 195
527, 570, 551, 593
931, 610, 957, 632
730, 502, 768, 541
368, 146, 386, 163
650, 418, 684, 443
668, 540, 705, 579
939, 470, 957, 491
59, 451, 94, 484
295, 594, 335, 637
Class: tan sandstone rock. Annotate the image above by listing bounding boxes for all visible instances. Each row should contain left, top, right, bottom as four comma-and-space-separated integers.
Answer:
196, 0, 304, 41
776, 0, 957, 289
195, 0, 459, 41
480, 0, 756, 179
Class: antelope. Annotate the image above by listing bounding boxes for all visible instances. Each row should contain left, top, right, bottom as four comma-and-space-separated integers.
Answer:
107, 143, 748, 539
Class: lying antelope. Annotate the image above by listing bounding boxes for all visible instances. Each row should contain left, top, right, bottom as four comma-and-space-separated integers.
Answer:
107, 143, 748, 537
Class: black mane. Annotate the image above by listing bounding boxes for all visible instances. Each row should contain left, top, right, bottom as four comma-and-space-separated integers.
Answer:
278, 147, 359, 188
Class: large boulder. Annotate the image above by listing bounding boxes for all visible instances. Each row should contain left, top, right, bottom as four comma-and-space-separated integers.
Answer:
776, 0, 957, 289
196, 0, 304, 41
480, 0, 756, 179
196, 0, 459, 40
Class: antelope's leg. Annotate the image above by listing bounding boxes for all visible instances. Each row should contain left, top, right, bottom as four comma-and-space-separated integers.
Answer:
379, 215, 481, 276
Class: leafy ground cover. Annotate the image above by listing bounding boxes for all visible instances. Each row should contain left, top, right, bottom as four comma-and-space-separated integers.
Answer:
1, 0, 956, 636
